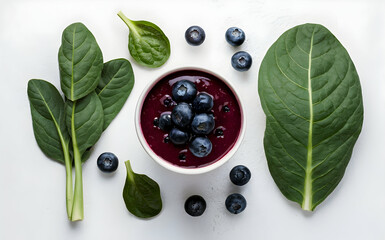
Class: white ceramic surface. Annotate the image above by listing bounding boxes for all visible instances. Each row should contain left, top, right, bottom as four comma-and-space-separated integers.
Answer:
1, 0, 384, 240
135, 67, 246, 174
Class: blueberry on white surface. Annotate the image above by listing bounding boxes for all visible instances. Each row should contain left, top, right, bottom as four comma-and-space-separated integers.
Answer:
185, 26, 206, 46
225, 193, 247, 214
185, 195, 206, 216
225, 27, 245, 46
97, 152, 119, 173
231, 51, 252, 72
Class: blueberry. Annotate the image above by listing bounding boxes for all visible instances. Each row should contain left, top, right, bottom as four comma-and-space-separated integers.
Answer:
231, 51, 252, 72
192, 93, 214, 113
225, 193, 247, 214
171, 102, 194, 129
169, 128, 190, 145
172, 80, 197, 103
163, 98, 173, 107
163, 135, 170, 143
222, 105, 230, 112
158, 112, 173, 131
189, 137, 212, 158
185, 26, 205, 46
178, 153, 186, 160
184, 195, 206, 216
225, 27, 245, 46
214, 128, 224, 137
153, 117, 159, 127
229, 165, 251, 186
191, 113, 215, 135
97, 152, 119, 173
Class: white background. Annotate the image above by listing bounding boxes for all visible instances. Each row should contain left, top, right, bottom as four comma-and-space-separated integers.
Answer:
1, 0, 384, 239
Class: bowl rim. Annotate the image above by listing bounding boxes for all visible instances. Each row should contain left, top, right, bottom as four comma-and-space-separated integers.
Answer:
134, 67, 246, 174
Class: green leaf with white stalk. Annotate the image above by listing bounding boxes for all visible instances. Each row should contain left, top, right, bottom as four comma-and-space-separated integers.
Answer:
258, 23, 363, 211
27, 79, 73, 219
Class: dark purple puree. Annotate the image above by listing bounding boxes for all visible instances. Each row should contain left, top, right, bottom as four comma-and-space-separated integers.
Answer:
140, 69, 242, 168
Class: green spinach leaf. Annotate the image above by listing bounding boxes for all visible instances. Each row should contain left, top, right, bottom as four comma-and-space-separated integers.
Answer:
123, 160, 162, 218
96, 58, 135, 130
27, 79, 70, 163
117, 11, 170, 68
65, 92, 104, 158
58, 22, 104, 101
258, 23, 363, 211
27, 79, 74, 218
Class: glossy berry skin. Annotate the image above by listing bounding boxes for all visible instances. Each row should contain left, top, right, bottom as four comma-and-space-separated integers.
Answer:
158, 112, 173, 131
225, 27, 245, 46
191, 113, 215, 135
97, 152, 119, 173
185, 26, 206, 46
169, 128, 190, 145
231, 51, 252, 72
192, 93, 214, 113
229, 165, 251, 186
172, 80, 197, 103
184, 195, 206, 217
171, 102, 194, 129
189, 137, 212, 158
225, 193, 247, 214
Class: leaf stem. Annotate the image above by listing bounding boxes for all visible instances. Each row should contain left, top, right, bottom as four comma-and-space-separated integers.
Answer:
125, 160, 135, 183
302, 30, 315, 211
117, 11, 139, 36
70, 102, 84, 221
63, 144, 73, 219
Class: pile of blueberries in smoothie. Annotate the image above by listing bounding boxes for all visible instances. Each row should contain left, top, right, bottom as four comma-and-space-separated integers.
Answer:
154, 80, 215, 158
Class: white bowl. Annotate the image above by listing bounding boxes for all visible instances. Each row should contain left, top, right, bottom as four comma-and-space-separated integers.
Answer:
135, 67, 245, 174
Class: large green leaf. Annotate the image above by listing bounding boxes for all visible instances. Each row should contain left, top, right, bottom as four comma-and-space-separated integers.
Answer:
117, 11, 170, 68
96, 58, 135, 130
65, 92, 104, 157
58, 22, 103, 101
27, 79, 70, 163
258, 24, 363, 211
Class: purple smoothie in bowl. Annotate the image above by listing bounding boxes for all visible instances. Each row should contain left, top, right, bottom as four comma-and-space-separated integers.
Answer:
135, 68, 245, 174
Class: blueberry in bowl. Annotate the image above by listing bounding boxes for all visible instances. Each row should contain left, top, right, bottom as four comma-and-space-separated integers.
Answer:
172, 80, 197, 103
169, 128, 190, 145
171, 102, 194, 129
189, 137, 212, 158
192, 92, 214, 113
191, 113, 215, 135
225, 27, 245, 46
158, 112, 173, 131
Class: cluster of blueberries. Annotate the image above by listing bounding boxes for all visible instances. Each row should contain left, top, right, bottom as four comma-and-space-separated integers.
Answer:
185, 26, 252, 72
155, 80, 215, 158
185, 165, 251, 216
